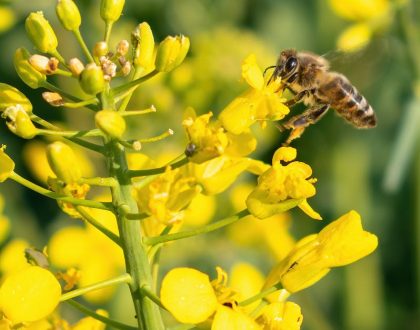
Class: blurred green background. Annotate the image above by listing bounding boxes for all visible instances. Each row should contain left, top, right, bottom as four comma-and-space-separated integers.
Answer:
0, 0, 419, 329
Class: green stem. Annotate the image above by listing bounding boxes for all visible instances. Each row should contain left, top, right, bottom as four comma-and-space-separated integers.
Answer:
139, 129, 174, 143
104, 21, 113, 44
30, 114, 105, 153
107, 140, 165, 330
112, 70, 159, 96
55, 69, 73, 77
144, 209, 250, 245
10, 172, 112, 210
238, 282, 283, 307
36, 128, 103, 138
141, 286, 167, 310
74, 28, 95, 63
41, 81, 82, 103
128, 156, 188, 178
116, 67, 143, 112
120, 106, 156, 117
75, 206, 121, 246
49, 49, 66, 65
62, 98, 99, 108
60, 273, 131, 301
66, 299, 137, 330
78, 176, 117, 187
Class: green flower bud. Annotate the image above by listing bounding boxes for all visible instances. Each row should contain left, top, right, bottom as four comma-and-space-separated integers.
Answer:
155, 35, 190, 72
100, 0, 125, 23
3, 105, 38, 139
95, 110, 126, 139
25, 12, 58, 54
14, 48, 46, 89
56, 0, 81, 31
46, 141, 81, 183
0, 83, 32, 113
132, 22, 155, 70
79, 64, 105, 95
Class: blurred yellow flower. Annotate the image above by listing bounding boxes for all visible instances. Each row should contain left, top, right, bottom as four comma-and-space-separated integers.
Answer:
48, 215, 124, 303
219, 54, 289, 135
256, 301, 303, 330
337, 23, 372, 52
0, 7, 16, 33
246, 147, 321, 220
71, 310, 108, 330
0, 146, 14, 182
0, 195, 10, 244
0, 266, 61, 324
329, 0, 390, 21
0, 239, 30, 275
183, 193, 216, 227
265, 210, 378, 293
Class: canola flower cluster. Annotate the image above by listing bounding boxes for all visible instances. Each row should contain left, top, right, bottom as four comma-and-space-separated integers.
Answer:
0, 0, 379, 329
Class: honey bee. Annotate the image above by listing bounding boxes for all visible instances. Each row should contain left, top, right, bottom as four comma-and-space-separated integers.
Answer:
269, 49, 377, 144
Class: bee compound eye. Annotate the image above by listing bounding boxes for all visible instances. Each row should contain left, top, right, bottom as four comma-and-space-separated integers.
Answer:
285, 57, 297, 72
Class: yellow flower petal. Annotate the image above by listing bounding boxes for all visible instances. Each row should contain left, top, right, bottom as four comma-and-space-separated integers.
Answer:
256, 301, 303, 330
329, 0, 390, 21
298, 199, 322, 220
161, 268, 218, 324
0, 146, 14, 182
72, 310, 108, 330
0, 239, 30, 275
0, 266, 61, 323
212, 305, 261, 330
242, 54, 264, 90
272, 147, 297, 164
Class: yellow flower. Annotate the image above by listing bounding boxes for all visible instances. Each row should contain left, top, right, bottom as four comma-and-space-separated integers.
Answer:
329, 0, 390, 21
71, 310, 108, 330
264, 210, 378, 293
25, 12, 58, 54
219, 54, 289, 135
135, 167, 200, 235
246, 147, 321, 220
0, 266, 61, 324
0, 7, 15, 33
160, 267, 218, 324
256, 301, 303, 330
337, 23, 372, 52
212, 305, 261, 330
0, 83, 32, 113
132, 22, 155, 72
0, 239, 30, 275
155, 35, 190, 72
46, 141, 82, 184
0, 146, 14, 182
2, 105, 38, 139
161, 266, 265, 327
183, 193, 216, 227
188, 156, 251, 195
183, 108, 229, 163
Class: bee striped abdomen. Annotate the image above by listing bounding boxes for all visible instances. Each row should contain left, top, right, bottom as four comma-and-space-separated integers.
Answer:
320, 74, 376, 129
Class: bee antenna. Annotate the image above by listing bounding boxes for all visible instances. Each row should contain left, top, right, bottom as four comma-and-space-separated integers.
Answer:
263, 65, 277, 76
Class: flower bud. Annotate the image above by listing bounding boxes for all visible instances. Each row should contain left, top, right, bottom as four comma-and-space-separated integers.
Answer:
25, 12, 58, 54
116, 39, 129, 56
100, 0, 125, 23
68, 58, 85, 76
93, 41, 108, 58
79, 64, 105, 95
132, 22, 155, 70
56, 0, 81, 31
29, 55, 59, 74
3, 105, 38, 139
14, 48, 46, 89
42, 92, 64, 106
155, 35, 190, 72
0, 83, 32, 113
46, 141, 81, 183
95, 110, 126, 139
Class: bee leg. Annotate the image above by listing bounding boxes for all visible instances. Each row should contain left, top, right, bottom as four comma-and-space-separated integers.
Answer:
282, 104, 330, 145
284, 89, 315, 107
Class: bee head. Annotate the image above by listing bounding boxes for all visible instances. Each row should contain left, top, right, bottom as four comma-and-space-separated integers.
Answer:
273, 49, 299, 82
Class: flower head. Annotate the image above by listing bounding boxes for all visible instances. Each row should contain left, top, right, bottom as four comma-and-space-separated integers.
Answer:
264, 210, 378, 293
246, 147, 321, 220
219, 54, 289, 134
